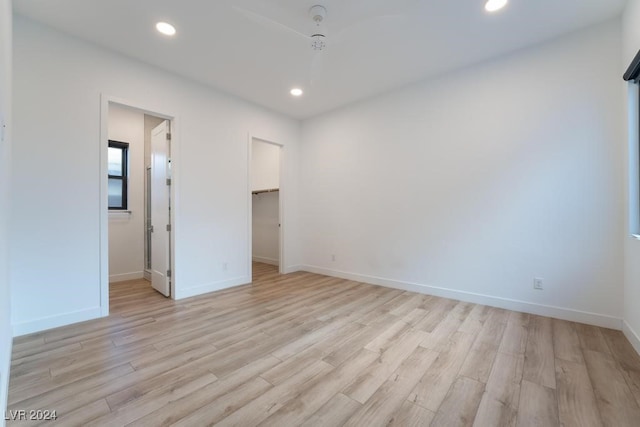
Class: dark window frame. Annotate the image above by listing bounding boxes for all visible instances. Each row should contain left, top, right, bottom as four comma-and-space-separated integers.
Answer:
108, 140, 129, 210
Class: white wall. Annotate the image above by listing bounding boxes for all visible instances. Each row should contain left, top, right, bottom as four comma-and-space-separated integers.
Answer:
108, 104, 145, 282
251, 139, 280, 191
299, 20, 625, 329
0, 0, 12, 421
252, 192, 279, 265
623, 0, 640, 354
11, 16, 300, 335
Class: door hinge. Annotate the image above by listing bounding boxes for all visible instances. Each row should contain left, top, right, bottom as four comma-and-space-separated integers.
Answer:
166, 132, 172, 140
167, 269, 172, 278
166, 224, 171, 232
166, 178, 171, 186
150, 225, 154, 233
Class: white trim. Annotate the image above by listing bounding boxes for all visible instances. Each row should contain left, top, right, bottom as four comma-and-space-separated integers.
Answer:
12, 307, 102, 337
627, 81, 640, 236
623, 321, 640, 356
100, 94, 180, 316
174, 276, 250, 300
278, 143, 285, 275
282, 265, 301, 274
300, 265, 623, 330
99, 95, 109, 316
252, 256, 279, 266
246, 134, 253, 280
247, 135, 286, 276
109, 271, 145, 283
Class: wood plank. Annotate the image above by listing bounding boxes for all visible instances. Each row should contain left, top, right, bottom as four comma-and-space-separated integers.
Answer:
105, 368, 215, 412
409, 331, 476, 412
12, 343, 219, 421
421, 301, 474, 352
39, 399, 111, 427
459, 341, 499, 385
87, 372, 218, 426
413, 297, 460, 332
555, 358, 602, 427
601, 328, 640, 409
458, 304, 492, 336
389, 294, 431, 317
322, 320, 395, 367
259, 348, 380, 426
516, 380, 559, 427
388, 401, 435, 427
7, 263, 640, 426
343, 346, 439, 427
363, 319, 412, 354
8, 363, 135, 408
214, 360, 333, 426
523, 315, 556, 389
583, 350, 640, 426
430, 376, 485, 427
344, 329, 428, 403
300, 393, 361, 427
552, 319, 584, 364
169, 376, 273, 427
401, 308, 429, 327
459, 309, 507, 383
128, 355, 281, 426
473, 352, 524, 427
498, 311, 529, 356
574, 323, 611, 355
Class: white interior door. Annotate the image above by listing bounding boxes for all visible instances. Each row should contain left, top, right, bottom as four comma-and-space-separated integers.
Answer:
150, 120, 171, 297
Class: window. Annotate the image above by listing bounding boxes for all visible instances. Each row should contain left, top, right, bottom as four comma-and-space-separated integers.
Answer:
108, 140, 129, 210
624, 50, 640, 236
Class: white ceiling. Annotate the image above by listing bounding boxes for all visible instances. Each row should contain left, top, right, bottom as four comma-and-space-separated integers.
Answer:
14, 0, 626, 119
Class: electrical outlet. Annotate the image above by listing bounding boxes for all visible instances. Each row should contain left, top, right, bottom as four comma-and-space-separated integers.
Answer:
331, 254, 336, 262
533, 277, 544, 290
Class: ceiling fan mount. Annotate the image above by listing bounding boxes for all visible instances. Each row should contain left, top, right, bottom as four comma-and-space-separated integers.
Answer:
309, 5, 327, 26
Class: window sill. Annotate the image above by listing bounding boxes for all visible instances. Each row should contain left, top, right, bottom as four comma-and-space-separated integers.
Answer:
632, 234, 640, 240
109, 210, 131, 215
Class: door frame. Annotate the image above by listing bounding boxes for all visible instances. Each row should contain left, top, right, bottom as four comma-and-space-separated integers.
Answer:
99, 94, 179, 316
247, 135, 285, 277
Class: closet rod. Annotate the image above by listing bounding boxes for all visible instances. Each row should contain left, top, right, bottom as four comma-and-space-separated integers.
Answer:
252, 188, 279, 195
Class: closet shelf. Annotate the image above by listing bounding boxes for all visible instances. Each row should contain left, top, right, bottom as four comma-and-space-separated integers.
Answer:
252, 188, 279, 195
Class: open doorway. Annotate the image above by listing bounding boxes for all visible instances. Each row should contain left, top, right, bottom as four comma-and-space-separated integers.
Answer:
105, 102, 173, 311
250, 138, 283, 280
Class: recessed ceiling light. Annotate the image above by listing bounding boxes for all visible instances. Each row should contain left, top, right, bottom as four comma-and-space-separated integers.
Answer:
156, 22, 176, 36
290, 88, 303, 97
485, 0, 508, 12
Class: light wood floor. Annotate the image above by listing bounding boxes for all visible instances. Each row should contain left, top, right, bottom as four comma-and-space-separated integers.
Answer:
8, 263, 640, 426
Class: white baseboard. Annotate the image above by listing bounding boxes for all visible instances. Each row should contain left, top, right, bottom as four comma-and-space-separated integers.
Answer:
252, 256, 279, 266
109, 271, 144, 283
623, 321, 640, 356
12, 307, 103, 337
143, 270, 151, 281
282, 264, 302, 274
300, 265, 622, 330
175, 276, 251, 300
